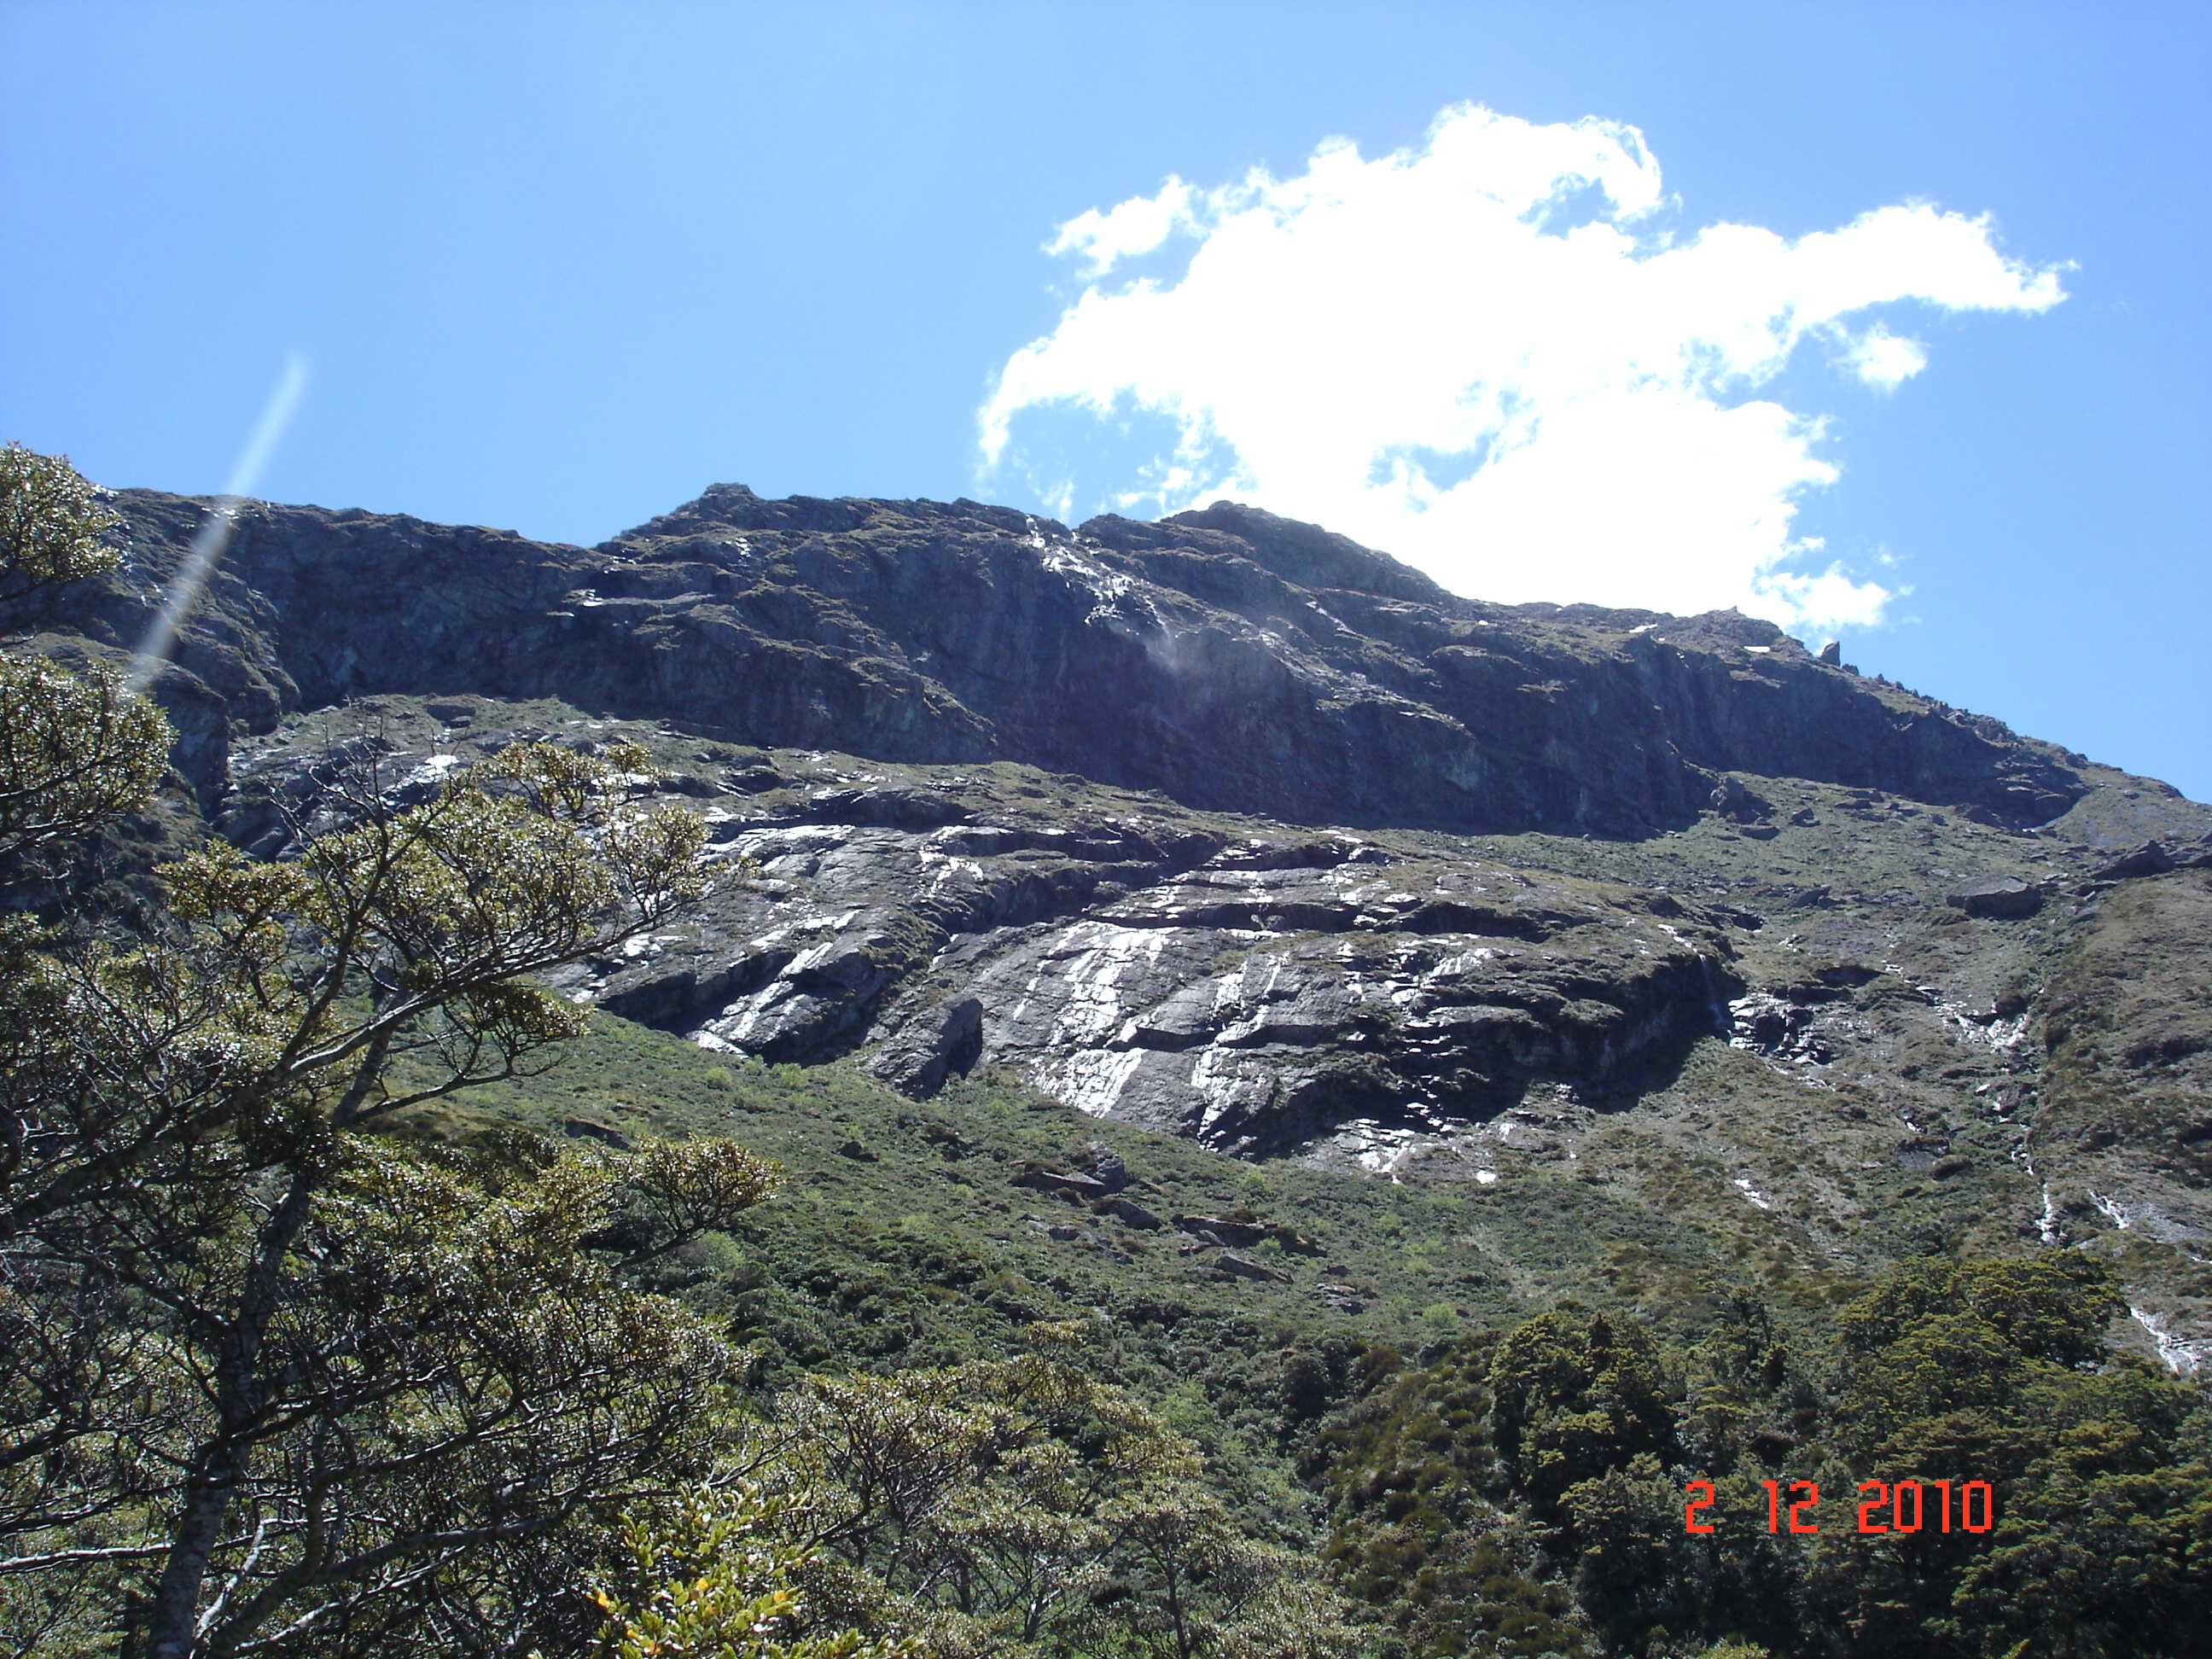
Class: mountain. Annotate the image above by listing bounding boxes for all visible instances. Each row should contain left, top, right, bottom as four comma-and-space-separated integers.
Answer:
32, 479, 2212, 1367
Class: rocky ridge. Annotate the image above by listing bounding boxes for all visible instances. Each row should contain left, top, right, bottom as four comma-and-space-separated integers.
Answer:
62, 483, 2087, 837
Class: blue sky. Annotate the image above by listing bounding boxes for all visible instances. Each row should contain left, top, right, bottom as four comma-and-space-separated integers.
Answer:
4, 2, 2206, 800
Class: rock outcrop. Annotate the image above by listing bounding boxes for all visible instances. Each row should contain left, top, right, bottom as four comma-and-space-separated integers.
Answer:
17, 479, 2177, 1162
1947, 875, 2043, 919
44, 483, 2089, 842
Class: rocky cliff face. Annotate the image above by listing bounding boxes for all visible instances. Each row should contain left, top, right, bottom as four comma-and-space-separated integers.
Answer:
67, 482, 2086, 840
212, 702, 1742, 1161
25, 478, 2212, 1368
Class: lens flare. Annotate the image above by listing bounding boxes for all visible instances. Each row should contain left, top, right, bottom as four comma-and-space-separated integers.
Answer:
129, 354, 309, 694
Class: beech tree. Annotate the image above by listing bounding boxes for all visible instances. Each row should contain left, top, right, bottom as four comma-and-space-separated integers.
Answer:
755, 1339, 1359, 1659
0, 443, 129, 604
0, 451, 786, 1656
0, 446, 170, 865
587, 1487, 911, 1659
1489, 1308, 1676, 1520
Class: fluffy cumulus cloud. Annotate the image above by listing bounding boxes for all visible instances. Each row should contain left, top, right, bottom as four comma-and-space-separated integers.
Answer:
977, 104, 2066, 631
1842, 323, 1931, 392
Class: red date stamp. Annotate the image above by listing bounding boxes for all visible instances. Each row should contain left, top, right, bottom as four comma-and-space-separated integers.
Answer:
1684, 1479, 1994, 1535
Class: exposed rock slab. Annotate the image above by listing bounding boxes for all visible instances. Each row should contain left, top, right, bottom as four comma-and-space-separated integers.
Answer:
1947, 875, 2043, 919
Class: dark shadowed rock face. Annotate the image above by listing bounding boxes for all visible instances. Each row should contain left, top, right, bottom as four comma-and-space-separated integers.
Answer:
1947, 874, 2044, 919
46, 482, 2087, 841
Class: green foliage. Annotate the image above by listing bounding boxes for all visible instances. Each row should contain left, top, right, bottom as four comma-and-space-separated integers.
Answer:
0, 443, 120, 602
1677, 1281, 1815, 1477
1809, 1254, 2212, 1658
1312, 1338, 1601, 1657
760, 1348, 1359, 1658
0, 654, 172, 863
423, 988, 2212, 1659
591, 1486, 909, 1659
1835, 1254, 2121, 1371
0, 448, 170, 867
1490, 1307, 1676, 1516
1559, 1451, 1688, 1637
1307, 1254, 2210, 1659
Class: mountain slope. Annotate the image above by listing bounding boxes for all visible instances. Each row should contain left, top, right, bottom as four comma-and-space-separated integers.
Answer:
27, 478, 2212, 1373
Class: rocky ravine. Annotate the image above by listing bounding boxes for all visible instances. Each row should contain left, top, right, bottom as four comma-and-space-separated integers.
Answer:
21, 479, 2212, 1369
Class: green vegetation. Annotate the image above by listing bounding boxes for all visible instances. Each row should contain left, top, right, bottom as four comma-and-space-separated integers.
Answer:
390, 1012, 2212, 1657
1310, 1259, 2210, 1658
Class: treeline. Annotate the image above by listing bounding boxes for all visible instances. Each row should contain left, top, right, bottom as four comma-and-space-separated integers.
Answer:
1313, 1254, 2212, 1658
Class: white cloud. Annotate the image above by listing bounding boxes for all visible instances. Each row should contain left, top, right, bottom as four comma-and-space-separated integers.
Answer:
1045, 177, 1198, 278
1842, 323, 1931, 391
977, 103, 2065, 632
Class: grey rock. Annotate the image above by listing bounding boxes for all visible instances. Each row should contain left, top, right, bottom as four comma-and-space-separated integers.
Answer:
869, 997, 983, 1097
1214, 1251, 1291, 1284
2089, 841, 2175, 884
225, 716, 1746, 1157
32, 473, 2195, 1182
562, 1119, 632, 1150
1084, 1142, 1129, 1192
1946, 876, 2042, 919
1727, 993, 1836, 1067
1098, 1196, 1162, 1229
38, 481, 2093, 842
1175, 1214, 1270, 1249
1709, 775, 1773, 825
1014, 1168, 1112, 1199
